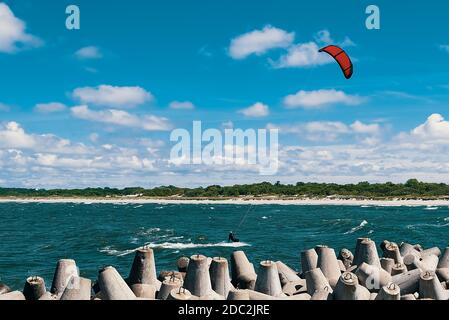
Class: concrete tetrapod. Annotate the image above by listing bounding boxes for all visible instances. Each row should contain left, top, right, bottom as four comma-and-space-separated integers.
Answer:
130, 283, 156, 299
375, 282, 401, 300
227, 289, 250, 300
300, 249, 318, 274
209, 257, 233, 298
167, 287, 193, 301
355, 263, 392, 292
383, 242, 403, 264
421, 247, 441, 258
276, 261, 301, 286
184, 254, 215, 297
0, 291, 26, 300
50, 259, 79, 297
391, 263, 407, 276
98, 266, 136, 300
279, 261, 307, 296
391, 268, 421, 295
380, 258, 395, 274
305, 268, 332, 296
23, 276, 46, 300
436, 268, 449, 282
177, 256, 190, 272
353, 238, 381, 268
311, 286, 333, 300
157, 277, 183, 300
400, 243, 421, 259
60, 276, 92, 300
230, 251, 257, 290
333, 272, 370, 300
316, 245, 341, 288
338, 248, 354, 270
419, 270, 448, 300
353, 238, 369, 266
403, 254, 439, 272
254, 261, 284, 297
0, 283, 11, 295
437, 247, 449, 269
128, 248, 160, 290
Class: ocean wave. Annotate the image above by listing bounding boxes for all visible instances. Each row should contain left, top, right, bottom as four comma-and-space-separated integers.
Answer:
406, 223, 449, 230
100, 241, 251, 257
261, 216, 268, 219
444, 217, 449, 222
361, 205, 371, 208
133, 205, 143, 208
344, 220, 368, 234
424, 206, 438, 210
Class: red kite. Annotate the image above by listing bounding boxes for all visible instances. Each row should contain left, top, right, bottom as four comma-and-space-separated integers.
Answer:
319, 45, 353, 79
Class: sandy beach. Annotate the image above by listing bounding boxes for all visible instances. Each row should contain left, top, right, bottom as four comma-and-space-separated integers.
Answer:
1, 197, 449, 206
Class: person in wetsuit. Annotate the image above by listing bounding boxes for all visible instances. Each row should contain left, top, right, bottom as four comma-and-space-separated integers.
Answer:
228, 231, 239, 243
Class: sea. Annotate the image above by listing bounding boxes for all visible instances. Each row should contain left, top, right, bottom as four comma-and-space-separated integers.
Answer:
1, 202, 448, 289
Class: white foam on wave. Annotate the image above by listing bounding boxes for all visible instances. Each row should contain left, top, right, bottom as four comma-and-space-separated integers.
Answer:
100, 241, 251, 257
361, 205, 371, 208
134, 205, 143, 208
261, 216, 268, 219
424, 206, 438, 210
344, 220, 368, 234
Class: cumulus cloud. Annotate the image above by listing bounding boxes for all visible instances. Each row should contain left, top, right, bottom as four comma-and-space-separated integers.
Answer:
229, 25, 294, 59
34, 102, 67, 113
314, 30, 355, 47
268, 120, 380, 142
3, 114, 449, 188
71, 105, 172, 131
272, 42, 332, 68
271, 30, 354, 68
0, 3, 42, 53
72, 85, 153, 108
238, 102, 269, 118
283, 89, 364, 109
169, 101, 195, 110
75, 46, 102, 59
402, 114, 449, 144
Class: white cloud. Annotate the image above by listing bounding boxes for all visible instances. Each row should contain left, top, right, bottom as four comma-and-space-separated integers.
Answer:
283, 89, 364, 109
229, 25, 294, 59
350, 121, 380, 135
71, 105, 172, 131
407, 114, 449, 143
75, 46, 102, 59
268, 120, 380, 142
272, 42, 332, 68
34, 102, 67, 113
72, 85, 153, 108
0, 3, 42, 53
0, 103, 11, 111
314, 30, 355, 47
238, 102, 270, 118
169, 101, 195, 110
272, 30, 354, 68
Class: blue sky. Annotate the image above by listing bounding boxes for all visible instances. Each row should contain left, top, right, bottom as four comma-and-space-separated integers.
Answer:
1, 0, 449, 188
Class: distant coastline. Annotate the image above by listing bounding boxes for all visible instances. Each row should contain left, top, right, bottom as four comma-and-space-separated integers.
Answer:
1, 196, 449, 206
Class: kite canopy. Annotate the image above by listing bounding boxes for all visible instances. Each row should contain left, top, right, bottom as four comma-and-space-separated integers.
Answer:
319, 45, 353, 79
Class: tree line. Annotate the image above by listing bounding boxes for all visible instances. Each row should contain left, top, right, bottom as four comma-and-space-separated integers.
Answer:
1, 179, 449, 199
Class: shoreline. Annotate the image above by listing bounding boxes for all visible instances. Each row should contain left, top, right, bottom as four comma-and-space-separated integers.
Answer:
1, 197, 449, 206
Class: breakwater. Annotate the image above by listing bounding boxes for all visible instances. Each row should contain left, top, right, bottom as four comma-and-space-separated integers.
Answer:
1, 239, 448, 300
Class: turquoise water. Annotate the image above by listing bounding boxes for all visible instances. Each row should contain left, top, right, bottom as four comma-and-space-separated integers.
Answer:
1, 202, 449, 289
